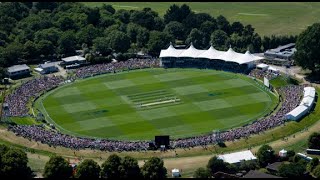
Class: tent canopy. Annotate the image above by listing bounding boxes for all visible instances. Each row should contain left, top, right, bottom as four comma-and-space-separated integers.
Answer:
257, 63, 269, 69
160, 43, 264, 64
218, 150, 257, 164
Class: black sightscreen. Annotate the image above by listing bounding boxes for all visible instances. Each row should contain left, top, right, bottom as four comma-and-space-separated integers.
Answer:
155, 135, 170, 148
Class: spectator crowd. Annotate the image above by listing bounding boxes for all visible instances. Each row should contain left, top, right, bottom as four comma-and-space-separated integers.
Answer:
75, 58, 159, 79
249, 68, 280, 80
4, 76, 64, 117
4, 58, 307, 151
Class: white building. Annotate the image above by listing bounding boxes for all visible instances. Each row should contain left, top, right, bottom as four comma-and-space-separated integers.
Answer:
279, 149, 287, 157
285, 86, 316, 121
35, 62, 59, 74
61, 55, 86, 65
7, 64, 30, 78
218, 150, 257, 165
171, 168, 181, 178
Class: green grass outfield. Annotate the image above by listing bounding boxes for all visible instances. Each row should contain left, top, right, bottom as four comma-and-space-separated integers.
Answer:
35, 68, 278, 140
83, 2, 320, 36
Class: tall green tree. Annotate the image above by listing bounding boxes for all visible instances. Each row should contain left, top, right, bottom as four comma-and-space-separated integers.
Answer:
101, 4, 115, 15
36, 40, 55, 57
147, 31, 174, 57
307, 157, 319, 173
1, 42, 24, 66
86, 7, 101, 26
313, 165, 320, 178
141, 157, 167, 179
23, 40, 38, 59
126, 23, 142, 43
130, 8, 159, 31
231, 21, 244, 35
216, 15, 230, 35
206, 156, 229, 176
136, 27, 149, 48
43, 156, 73, 179
193, 167, 210, 178
34, 2, 58, 12
57, 16, 77, 31
163, 4, 191, 24
76, 24, 101, 47
295, 23, 320, 73
119, 156, 141, 178
278, 162, 305, 178
0, 147, 33, 178
34, 28, 62, 46
186, 28, 204, 49
210, 30, 230, 51
100, 154, 122, 178
58, 31, 77, 56
0, 2, 30, 21
251, 33, 262, 53
308, 132, 320, 149
75, 159, 101, 179
92, 37, 112, 56
114, 9, 131, 24
105, 30, 130, 53
256, 144, 275, 167
239, 160, 258, 172
163, 21, 185, 40
200, 21, 217, 35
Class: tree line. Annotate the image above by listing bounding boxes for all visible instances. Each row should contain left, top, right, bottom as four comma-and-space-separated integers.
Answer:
1, 132, 320, 178
0, 2, 297, 69
0, 143, 167, 178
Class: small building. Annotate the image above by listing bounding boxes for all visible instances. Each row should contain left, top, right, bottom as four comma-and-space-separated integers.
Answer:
35, 62, 59, 74
285, 105, 309, 121
266, 162, 283, 174
296, 153, 313, 161
256, 63, 269, 71
61, 55, 86, 66
7, 64, 30, 78
264, 43, 296, 61
279, 149, 287, 157
243, 170, 282, 178
306, 149, 320, 155
217, 150, 257, 166
171, 168, 180, 178
213, 171, 240, 178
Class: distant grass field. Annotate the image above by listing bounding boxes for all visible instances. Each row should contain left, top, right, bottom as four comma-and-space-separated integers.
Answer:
35, 68, 277, 140
83, 2, 320, 36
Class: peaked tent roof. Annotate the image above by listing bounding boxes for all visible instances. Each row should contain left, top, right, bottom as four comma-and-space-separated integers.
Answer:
217, 47, 243, 63
237, 51, 264, 64
159, 43, 183, 58
178, 43, 205, 58
159, 43, 264, 64
197, 45, 225, 59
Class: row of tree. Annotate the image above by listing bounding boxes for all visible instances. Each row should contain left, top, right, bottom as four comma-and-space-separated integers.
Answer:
1, 132, 320, 178
0, 143, 167, 178
0, 2, 297, 69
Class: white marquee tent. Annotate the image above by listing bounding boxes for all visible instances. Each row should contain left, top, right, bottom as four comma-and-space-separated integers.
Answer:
159, 43, 264, 65
304, 87, 316, 98
285, 105, 309, 121
286, 86, 316, 121
257, 63, 269, 71
218, 150, 257, 164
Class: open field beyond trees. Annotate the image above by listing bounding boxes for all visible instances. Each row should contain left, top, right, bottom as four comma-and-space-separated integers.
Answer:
83, 2, 320, 36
